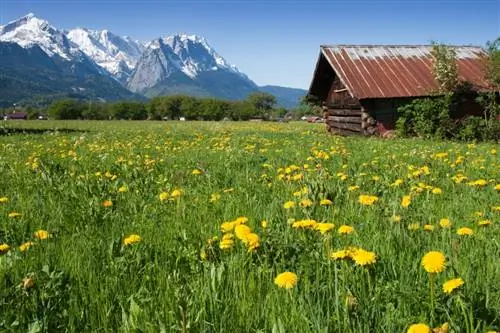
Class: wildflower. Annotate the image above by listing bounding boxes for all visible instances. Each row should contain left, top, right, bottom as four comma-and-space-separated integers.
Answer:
33, 230, 50, 240
274, 272, 298, 289
320, 198, 333, 206
391, 179, 403, 186
495, 184, 500, 191
338, 225, 354, 235
457, 227, 473, 236
159, 192, 169, 201
234, 216, 248, 224
299, 199, 313, 207
191, 169, 202, 175
348, 185, 359, 192
19, 242, 34, 252
422, 251, 446, 273
219, 233, 234, 250
0, 243, 10, 253
260, 220, 268, 228
209, 193, 220, 203
234, 224, 252, 240
221, 222, 235, 233
358, 195, 379, 206
291, 173, 303, 181
200, 250, 207, 260
433, 322, 449, 333
478, 219, 491, 226
292, 219, 318, 229
401, 195, 412, 208
223, 188, 234, 193
408, 223, 420, 231
283, 201, 296, 209
0, 197, 8, 203
330, 250, 350, 260
442, 278, 464, 294
352, 249, 377, 266
439, 218, 451, 228
315, 223, 335, 234
8, 212, 22, 218
432, 188, 442, 195
407, 323, 431, 333
391, 215, 401, 223
244, 233, 260, 251
118, 186, 128, 193
424, 224, 434, 231
468, 179, 487, 187
103, 200, 113, 208
493, 206, 500, 212
171, 189, 183, 198
123, 234, 142, 245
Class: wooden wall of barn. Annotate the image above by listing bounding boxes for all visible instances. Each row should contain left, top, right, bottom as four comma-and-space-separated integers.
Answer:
323, 78, 380, 136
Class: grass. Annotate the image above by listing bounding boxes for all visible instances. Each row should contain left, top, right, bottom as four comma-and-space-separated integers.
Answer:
0, 120, 499, 333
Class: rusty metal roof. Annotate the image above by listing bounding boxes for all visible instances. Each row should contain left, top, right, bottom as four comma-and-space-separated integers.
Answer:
311, 45, 490, 99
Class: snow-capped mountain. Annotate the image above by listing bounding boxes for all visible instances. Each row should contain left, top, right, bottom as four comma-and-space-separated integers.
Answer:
127, 34, 258, 99
0, 13, 305, 106
0, 13, 85, 62
67, 28, 145, 82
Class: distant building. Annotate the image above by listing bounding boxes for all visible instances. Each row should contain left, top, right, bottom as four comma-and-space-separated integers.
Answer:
308, 44, 493, 136
5, 111, 28, 120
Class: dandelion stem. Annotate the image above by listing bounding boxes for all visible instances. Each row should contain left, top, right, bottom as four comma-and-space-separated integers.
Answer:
429, 273, 435, 325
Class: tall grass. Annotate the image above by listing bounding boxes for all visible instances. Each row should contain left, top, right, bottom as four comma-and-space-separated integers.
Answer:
0, 121, 498, 332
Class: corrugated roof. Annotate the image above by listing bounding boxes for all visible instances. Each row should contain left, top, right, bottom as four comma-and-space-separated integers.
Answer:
314, 45, 490, 99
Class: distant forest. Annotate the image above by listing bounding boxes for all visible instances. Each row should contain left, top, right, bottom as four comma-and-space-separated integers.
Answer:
1, 92, 321, 121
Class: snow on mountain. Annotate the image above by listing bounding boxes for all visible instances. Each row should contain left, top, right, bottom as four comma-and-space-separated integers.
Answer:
162, 33, 249, 80
67, 28, 145, 80
0, 13, 81, 61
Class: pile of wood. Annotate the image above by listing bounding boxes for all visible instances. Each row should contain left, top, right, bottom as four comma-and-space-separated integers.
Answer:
323, 104, 380, 137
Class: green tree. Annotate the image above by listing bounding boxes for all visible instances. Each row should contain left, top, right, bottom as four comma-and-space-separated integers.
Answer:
48, 99, 83, 120
430, 41, 459, 93
247, 92, 276, 118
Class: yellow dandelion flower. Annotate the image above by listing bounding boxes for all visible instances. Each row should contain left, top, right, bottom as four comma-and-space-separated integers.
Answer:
439, 218, 451, 228
478, 219, 491, 226
391, 179, 404, 186
421, 251, 446, 273
283, 201, 296, 209
358, 194, 378, 206
468, 179, 487, 187
432, 188, 442, 195
407, 323, 431, 333
299, 199, 313, 207
494, 184, 500, 191
244, 233, 260, 251
219, 238, 234, 250
8, 212, 22, 218
191, 169, 202, 175
103, 200, 113, 208
330, 250, 350, 260
292, 219, 318, 229
352, 249, 377, 266
292, 190, 302, 197
0, 197, 8, 203
401, 195, 412, 208
118, 186, 128, 193
220, 222, 235, 233
315, 223, 335, 234
123, 234, 142, 245
0, 243, 10, 253
274, 272, 298, 289
34, 230, 50, 240
457, 227, 473, 236
234, 216, 248, 225
493, 206, 500, 212
171, 189, 183, 198
19, 241, 34, 252
320, 199, 333, 206
260, 220, 268, 228
348, 185, 359, 192
424, 224, 434, 231
209, 193, 221, 203
234, 224, 252, 241
200, 250, 207, 260
391, 215, 402, 223
291, 173, 303, 181
408, 223, 420, 231
159, 192, 169, 201
442, 278, 464, 294
338, 225, 354, 235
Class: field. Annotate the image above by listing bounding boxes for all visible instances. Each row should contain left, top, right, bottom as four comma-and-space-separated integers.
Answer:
0, 120, 498, 333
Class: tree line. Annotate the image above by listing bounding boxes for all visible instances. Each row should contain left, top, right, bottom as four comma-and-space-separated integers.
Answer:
1, 92, 319, 121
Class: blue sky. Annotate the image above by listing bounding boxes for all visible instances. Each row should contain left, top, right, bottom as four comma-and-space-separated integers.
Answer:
1, 0, 499, 89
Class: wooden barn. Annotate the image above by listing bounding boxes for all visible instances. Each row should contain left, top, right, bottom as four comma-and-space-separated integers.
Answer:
307, 45, 491, 136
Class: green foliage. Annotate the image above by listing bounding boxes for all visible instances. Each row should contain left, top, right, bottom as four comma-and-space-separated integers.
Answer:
430, 41, 459, 93
47, 99, 84, 120
247, 92, 277, 118
396, 95, 454, 139
484, 38, 500, 90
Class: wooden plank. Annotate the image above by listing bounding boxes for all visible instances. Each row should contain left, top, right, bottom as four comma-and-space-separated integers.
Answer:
328, 121, 362, 132
325, 109, 362, 116
327, 116, 361, 124
328, 127, 360, 136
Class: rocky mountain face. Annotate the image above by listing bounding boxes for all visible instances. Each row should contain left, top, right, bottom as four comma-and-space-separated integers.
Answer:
0, 13, 306, 107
